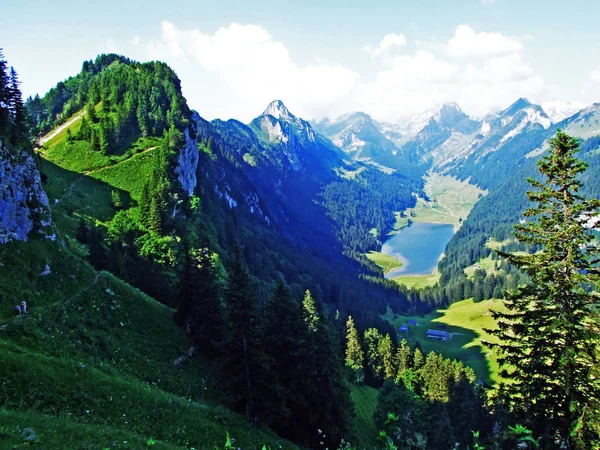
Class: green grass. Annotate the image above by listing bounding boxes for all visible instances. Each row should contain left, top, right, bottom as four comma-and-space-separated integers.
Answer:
464, 239, 512, 277
0, 238, 298, 450
393, 172, 485, 232
391, 271, 441, 289
464, 254, 498, 278
383, 298, 508, 383
0, 410, 185, 450
348, 383, 379, 450
366, 251, 403, 274
89, 147, 157, 200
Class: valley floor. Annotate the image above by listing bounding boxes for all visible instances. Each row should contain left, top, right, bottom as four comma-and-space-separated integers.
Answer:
393, 171, 485, 231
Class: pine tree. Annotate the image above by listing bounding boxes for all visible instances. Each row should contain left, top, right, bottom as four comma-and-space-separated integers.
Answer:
175, 245, 225, 355
8, 67, 26, 146
396, 339, 413, 374
77, 116, 91, 140
378, 333, 396, 380
263, 279, 309, 432
489, 130, 600, 449
139, 182, 151, 228
148, 197, 163, 234
302, 304, 352, 448
222, 244, 281, 423
302, 289, 320, 333
413, 347, 425, 371
345, 315, 364, 383
363, 327, 383, 383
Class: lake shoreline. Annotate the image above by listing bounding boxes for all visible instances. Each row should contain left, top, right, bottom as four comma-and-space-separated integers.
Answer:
380, 221, 455, 278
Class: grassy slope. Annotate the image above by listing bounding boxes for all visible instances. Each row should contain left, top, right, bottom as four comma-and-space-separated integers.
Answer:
0, 239, 296, 450
366, 251, 403, 274
348, 383, 379, 450
393, 271, 441, 289
383, 298, 507, 384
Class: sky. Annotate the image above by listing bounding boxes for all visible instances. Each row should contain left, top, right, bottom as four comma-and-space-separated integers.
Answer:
2, 0, 600, 123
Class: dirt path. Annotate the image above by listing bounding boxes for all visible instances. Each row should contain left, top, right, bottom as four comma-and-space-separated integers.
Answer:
63, 272, 101, 305
37, 111, 85, 148
52, 174, 85, 206
84, 146, 157, 176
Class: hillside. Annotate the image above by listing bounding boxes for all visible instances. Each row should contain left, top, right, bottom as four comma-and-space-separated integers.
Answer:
0, 239, 296, 449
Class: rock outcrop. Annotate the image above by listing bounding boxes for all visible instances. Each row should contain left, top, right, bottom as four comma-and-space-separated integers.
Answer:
0, 143, 52, 243
176, 127, 199, 197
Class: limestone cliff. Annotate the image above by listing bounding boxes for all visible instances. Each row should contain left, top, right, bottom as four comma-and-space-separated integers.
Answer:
0, 144, 53, 243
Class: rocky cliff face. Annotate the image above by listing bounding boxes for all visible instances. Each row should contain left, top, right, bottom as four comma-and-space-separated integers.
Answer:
0, 144, 52, 243
175, 127, 199, 197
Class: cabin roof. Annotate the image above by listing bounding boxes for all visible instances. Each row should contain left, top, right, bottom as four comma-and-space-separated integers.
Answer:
426, 329, 449, 337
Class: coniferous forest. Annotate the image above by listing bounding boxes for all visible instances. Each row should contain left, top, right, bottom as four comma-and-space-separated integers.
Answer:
1, 6, 600, 448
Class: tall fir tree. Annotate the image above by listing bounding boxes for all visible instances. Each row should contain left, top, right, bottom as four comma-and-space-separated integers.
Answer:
489, 130, 600, 449
263, 279, 311, 436
396, 339, 413, 374
221, 244, 282, 424
378, 333, 396, 381
174, 244, 225, 355
302, 289, 319, 333
363, 327, 383, 384
345, 315, 365, 383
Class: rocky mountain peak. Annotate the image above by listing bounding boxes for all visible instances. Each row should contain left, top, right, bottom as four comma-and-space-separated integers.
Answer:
263, 100, 294, 121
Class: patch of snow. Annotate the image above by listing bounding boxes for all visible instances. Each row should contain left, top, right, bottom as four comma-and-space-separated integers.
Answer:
481, 121, 491, 136
542, 101, 591, 123
500, 108, 551, 144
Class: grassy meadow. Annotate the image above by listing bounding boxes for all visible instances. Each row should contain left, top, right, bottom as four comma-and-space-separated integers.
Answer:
383, 298, 507, 384
393, 172, 485, 231
366, 251, 403, 274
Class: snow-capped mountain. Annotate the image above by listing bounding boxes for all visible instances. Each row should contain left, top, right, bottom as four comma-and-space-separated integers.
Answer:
541, 100, 590, 123
397, 102, 480, 166
313, 111, 400, 165
250, 100, 344, 172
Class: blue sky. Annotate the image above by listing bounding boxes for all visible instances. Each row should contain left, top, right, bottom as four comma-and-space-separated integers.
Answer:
2, 0, 600, 122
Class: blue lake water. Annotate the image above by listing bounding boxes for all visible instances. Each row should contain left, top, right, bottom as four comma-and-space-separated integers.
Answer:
382, 222, 455, 278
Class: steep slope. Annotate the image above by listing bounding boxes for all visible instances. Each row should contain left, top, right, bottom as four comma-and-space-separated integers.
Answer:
194, 102, 419, 326
313, 111, 400, 167
0, 240, 296, 450
446, 98, 552, 189
398, 103, 480, 167
1, 55, 298, 448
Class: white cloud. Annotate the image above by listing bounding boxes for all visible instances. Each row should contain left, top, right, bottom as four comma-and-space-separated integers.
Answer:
448, 25, 522, 58
129, 36, 140, 46
579, 65, 600, 98
481, 0, 496, 6
129, 22, 548, 122
364, 33, 407, 57
142, 21, 358, 121
589, 66, 600, 83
